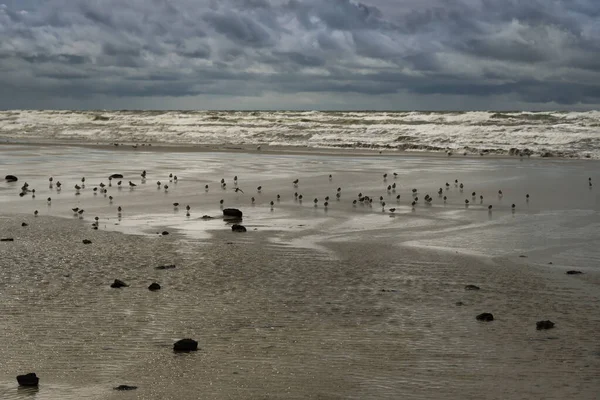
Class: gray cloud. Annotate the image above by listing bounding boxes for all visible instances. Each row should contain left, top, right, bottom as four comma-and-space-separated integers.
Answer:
0, 0, 598, 110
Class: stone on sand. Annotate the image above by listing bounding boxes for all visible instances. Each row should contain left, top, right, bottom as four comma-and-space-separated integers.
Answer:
476, 313, 494, 322
536, 320, 555, 330
16, 373, 39, 387
465, 284, 480, 290
231, 224, 247, 232
173, 338, 198, 352
82, 239, 92, 244
148, 282, 161, 291
109, 174, 124, 179
5, 175, 18, 182
114, 385, 137, 391
110, 279, 128, 288
1, 238, 14, 242
155, 264, 176, 270
566, 270, 583, 275
223, 208, 243, 219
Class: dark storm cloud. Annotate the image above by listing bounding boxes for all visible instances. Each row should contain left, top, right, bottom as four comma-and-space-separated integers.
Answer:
0, 0, 599, 109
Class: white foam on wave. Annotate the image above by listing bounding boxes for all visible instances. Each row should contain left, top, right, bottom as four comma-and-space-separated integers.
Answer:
1, 110, 599, 158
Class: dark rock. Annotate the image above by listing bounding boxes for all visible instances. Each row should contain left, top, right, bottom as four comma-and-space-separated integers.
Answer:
201, 215, 214, 220
1, 238, 14, 242
82, 239, 92, 244
109, 174, 124, 179
476, 313, 494, 322
155, 264, 176, 270
464, 284, 480, 290
110, 279, 128, 288
16, 373, 39, 387
21, 222, 28, 227
519, 255, 527, 258
566, 270, 583, 275
148, 282, 161, 291
173, 338, 198, 352
5, 175, 18, 182
231, 224, 247, 232
114, 385, 137, 391
93, 115, 110, 122
161, 231, 169, 235
536, 320, 555, 330
455, 301, 465, 306
223, 208, 243, 219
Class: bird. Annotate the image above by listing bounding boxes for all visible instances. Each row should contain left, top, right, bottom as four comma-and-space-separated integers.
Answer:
74, 184, 81, 191
78, 209, 84, 216
465, 199, 470, 205
488, 205, 492, 211
324, 201, 329, 208
157, 181, 161, 187
219, 199, 224, 205
336, 193, 341, 200
34, 210, 38, 216
352, 199, 357, 206
443, 196, 447, 202
169, 173, 173, 182
109, 196, 113, 203
472, 192, 476, 197
117, 181, 122, 187
205, 184, 209, 191
257, 186, 262, 192
393, 172, 398, 178
129, 181, 136, 188
47, 197, 51, 203
293, 179, 299, 187
141, 170, 147, 178
314, 198, 318, 206
277, 194, 281, 200
164, 185, 169, 192
56, 181, 62, 190
526, 194, 530, 200
72, 207, 79, 214
251, 197, 255, 204
511, 203, 516, 209
117, 206, 122, 213
173, 203, 179, 208
298, 194, 303, 201
329, 174, 333, 180
234, 187, 244, 193
174, 176, 178, 182
186, 205, 190, 212
498, 190, 503, 197
383, 173, 387, 180
270, 200, 274, 208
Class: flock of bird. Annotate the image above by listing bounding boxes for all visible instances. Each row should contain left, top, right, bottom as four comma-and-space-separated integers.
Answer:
13, 170, 593, 230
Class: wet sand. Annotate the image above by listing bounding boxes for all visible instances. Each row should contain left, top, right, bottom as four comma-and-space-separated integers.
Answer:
0, 145, 599, 399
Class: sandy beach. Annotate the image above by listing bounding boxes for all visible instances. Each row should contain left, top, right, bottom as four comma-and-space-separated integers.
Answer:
1, 144, 599, 399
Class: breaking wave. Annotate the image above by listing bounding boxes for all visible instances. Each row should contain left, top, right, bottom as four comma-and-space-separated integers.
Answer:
0, 110, 599, 158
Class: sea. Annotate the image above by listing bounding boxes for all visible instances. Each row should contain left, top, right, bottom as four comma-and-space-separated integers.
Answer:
0, 110, 599, 159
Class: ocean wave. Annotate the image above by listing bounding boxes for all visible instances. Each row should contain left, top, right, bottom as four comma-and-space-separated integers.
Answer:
0, 110, 598, 158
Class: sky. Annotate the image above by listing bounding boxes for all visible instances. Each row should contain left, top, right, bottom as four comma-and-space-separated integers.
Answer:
0, 0, 599, 110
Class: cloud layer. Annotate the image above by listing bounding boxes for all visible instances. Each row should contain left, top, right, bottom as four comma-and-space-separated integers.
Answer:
1, 0, 599, 109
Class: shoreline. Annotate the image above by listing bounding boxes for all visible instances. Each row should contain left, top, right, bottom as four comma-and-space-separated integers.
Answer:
0, 139, 590, 161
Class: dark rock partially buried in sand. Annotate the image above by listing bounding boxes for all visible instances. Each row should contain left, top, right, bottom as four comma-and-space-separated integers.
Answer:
21, 222, 28, 227
476, 313, 494, 322
110, 279, 128, 288
5, 175, 18, 182
155, 264, 176, 270
536, 320, 555, 330
223, 208, 243, 219
173, 338, 198, 352
148, 282, 161, 291
114, 385, 137, 391
82, 239, 92, 244
1, 238, 14, 242
231, 224, 247, 232
17, 373, 39, 387
464, 284, 480, 290
161, 231, 169, 236
109, 174, 124, 179
566, 270, 583, 275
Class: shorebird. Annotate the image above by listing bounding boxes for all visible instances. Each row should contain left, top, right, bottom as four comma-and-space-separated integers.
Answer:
251, 197, 255, 204
234, 187, 244, 193
324, 201, 329, 208
109, 177, 113, 186
141, 170, 147, 179
117, 181, 122, 187
234, 175, 238, 183
74, 184, 81, 191
389, 207, 396, 213
314, 198, 318, 206
257, 186, 262, 192
488, 205, 492, 211
472, 192, 476, 197
498, 190, 503, 197
465, 199, 470, 205
438, 188, 443, 195
186, 205, 190, 212
352, 199, 357, 206
396, 194, 401, 202
56, 181, 61, 190
81, 177, 86, 188
78, 209, 85, 216
205, 184, 209, 191
47, 197, 51, 204
129, 181, 136, 188
512, 203, 516, 210
336, 192, 341, 200
383, 173, 387, 180
34, 210, 38, 216
109, 196, 113, 203
329, 174, 332, 181
169, 173, 173, 182
72, 207, 79, 214
117, 206, 122, 213
459, 183, 464, 190
293, 179, 299, 187
173, 203, 179, 208
298, 194, 303, 201
526, 194, 530, 200
99, 182, 106, 189
393, 172, 398, 178
443, 196, 447, 202
277, 194, 281, 200
270, 200, 274, 208
164, 185, 169, 192
219, 199, 224, 206
174, 176, 178, 182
